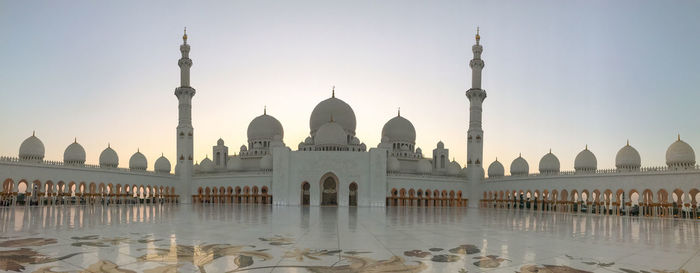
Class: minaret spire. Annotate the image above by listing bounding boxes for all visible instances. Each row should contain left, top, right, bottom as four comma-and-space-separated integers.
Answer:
174, 29, 196, 185
332, 85, 335, 98
178, 28, 193, 88
475, 26, 480, 45
466, 26, 487, 176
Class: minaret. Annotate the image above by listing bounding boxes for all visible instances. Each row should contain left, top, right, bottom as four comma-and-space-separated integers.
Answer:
175, 28, 196, 182
466, 27, 486, 177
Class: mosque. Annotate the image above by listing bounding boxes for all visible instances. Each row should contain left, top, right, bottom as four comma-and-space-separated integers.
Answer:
1, 30, 698, 218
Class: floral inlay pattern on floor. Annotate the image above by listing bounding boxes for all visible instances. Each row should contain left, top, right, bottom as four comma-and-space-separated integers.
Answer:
0, 206, 698, 272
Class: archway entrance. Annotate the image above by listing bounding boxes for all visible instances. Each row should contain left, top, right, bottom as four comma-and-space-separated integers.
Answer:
301, 182, 310, 206
321, 177, 337, 206
349, 183, 357, 206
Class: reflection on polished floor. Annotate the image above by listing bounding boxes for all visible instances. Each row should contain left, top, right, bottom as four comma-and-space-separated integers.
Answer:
0, 205, 698, 272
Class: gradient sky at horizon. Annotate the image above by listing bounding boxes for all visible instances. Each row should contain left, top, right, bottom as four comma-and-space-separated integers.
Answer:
1, 1, 699, 173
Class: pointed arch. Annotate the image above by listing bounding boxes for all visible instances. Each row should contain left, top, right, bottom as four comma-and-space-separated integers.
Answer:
319, 172, 339, 206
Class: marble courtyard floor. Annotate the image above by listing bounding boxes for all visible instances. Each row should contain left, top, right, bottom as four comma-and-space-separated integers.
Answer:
0, 205, 698, 273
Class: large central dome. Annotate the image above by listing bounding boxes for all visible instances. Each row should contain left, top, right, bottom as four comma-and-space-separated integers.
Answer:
310, 95, 356, 136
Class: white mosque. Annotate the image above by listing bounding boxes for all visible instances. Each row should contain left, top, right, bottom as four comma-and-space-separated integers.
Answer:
1, 30, 699, 218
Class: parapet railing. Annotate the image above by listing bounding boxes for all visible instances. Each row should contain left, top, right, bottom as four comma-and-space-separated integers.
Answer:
387, 172, 466, 179
193, 170, 272, 177
0, 156, 174, 177
486, 165, 700, 181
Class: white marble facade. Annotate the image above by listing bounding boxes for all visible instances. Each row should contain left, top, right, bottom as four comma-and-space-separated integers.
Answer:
1, 30, 699, 210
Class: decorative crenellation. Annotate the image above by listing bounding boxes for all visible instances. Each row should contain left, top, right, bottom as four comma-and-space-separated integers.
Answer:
485, 165, 700, 180
0, 156, 175, 176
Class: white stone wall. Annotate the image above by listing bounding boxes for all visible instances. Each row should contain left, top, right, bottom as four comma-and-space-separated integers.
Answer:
0, 161, 177, 193
387, 174, 469, 204
271, 147, 387, 206
192, 173, 272, 192
480, 170, 700, 203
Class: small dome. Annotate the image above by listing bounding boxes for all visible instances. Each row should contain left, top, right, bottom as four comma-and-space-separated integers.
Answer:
447, 160, 461, 176
270, 134, 284, 148
63, 140, 86, 165
129, 150, 148, 171
240, 145, 248, 152
459, 167, 469, 177
99, 145, 119, 168
616, 141, 641, 171
417, 158, 432, 174
304, 137, 313, 144
310, 96, 356, 136
227, 156, 243, 171
247, 113, 284, 142
510, 155, 529, 176
154, 155, 171, 173
574, 147, 597, 172
666, 136, 695, 167
377, 141, 392, 150
217, 138, 224, 146
381, 136, 389, 143
381, 115, 416, 144
437, 141, 444, 149
387, 156, 400, 172
359, 143, 366, 151
19, 133, 45, 162
260, 154, 272, 170
200, 157, 214, 173
415, 147, 423, 156
350, 137, 360, 145
315, 121, 347, 146
488, 159, 505, 178
538, 151, 560, 174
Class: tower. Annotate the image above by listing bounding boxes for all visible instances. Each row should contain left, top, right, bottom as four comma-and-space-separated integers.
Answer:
213, 138, 228, 170
466, 27, 486, 177
175, 28, 196, 183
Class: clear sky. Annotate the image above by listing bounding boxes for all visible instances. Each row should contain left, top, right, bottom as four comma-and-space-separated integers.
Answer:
1, 1, 699, 173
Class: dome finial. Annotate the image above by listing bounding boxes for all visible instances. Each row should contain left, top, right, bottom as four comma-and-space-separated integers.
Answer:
108, 142, 110, 148
332, 85, 335, 98
32, 130, 35, 137
549, 148, 552, 154
398, 107, 401, 117
519, 152, 521, 157
264, 105, 267, 115
137, 147, 140, 153
74, 137, 77, 143
475, 26, 480, 44
183, 27, 188, 43
585, 144, 588, 150
627, 139, 630, 146
678, 133, 681, 141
